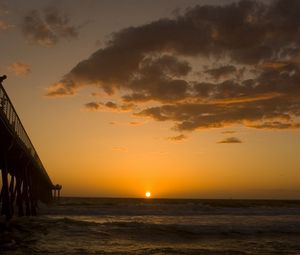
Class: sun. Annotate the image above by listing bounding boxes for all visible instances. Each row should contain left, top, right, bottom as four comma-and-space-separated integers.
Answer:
145, 191, 151, 198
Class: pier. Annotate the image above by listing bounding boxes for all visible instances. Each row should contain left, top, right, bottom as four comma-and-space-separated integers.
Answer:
53, 184, 62, 200
0, 75, 58, 219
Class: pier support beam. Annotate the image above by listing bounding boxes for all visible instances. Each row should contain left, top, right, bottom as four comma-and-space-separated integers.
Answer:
22, 167, 31, 216
1, 156, 12, 220
15, 171, 24, 216
52, 184, 62, 201
28, 170, 37, 216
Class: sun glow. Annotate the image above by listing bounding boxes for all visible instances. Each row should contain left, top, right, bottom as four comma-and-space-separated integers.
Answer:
145, 191, 151, 198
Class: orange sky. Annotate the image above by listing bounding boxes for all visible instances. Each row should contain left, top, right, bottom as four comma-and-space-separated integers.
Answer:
1, 0, 300, 199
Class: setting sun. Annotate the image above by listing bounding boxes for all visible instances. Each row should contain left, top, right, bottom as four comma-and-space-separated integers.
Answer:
145, 192, 151, 198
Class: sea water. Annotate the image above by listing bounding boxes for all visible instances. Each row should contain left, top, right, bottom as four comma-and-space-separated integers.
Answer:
1, 197, 300, 254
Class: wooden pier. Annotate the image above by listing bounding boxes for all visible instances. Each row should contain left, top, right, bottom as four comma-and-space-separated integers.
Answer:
0, 75, 59, 220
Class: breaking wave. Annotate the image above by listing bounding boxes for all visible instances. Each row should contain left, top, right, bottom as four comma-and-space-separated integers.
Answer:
2, 198, 300, 254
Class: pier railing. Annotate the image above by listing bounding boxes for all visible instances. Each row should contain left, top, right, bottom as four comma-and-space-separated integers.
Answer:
0, 82, 52, 186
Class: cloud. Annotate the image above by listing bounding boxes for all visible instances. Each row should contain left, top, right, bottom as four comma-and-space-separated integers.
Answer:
22, 8, 78, 46
8, 62, 31, 76
204, 65, 237, 80
128, 121, 144, 126
249, 121, 300, 129
47, 0, 300, 133
46, 80, 77, 97
84, 101, 134, 112
84, 102, 100, 111
0, 20, 12, 31
222, 130, 236, 134
167, 134, 187, 141
218, 137, 242, 144
0, 5, 13, 31
112, 146, 128, 152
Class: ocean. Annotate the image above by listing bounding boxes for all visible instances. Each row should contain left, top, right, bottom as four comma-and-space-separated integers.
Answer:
1, 197, 300, 254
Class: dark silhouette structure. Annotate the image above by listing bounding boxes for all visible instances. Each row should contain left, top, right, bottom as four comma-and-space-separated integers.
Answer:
0, 75, 59, 219
53, 184, 62, 200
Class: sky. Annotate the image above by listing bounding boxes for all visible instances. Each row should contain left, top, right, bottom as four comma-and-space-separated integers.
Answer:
1, 0, 300, 199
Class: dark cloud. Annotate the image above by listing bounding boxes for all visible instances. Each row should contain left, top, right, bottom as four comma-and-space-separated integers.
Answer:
22, 8, 78, 46
84, 101, 134, 112
128, 121, 144, 126
218, 137, 242, 144
85, 102, 100, 111
46, 80, 76, 96
105, 101, 118, 109
204, 65, 237, 80
137, 94, 300, 131
48, 0, 300, 133
168, 134, 187, 141
249, 121, 300, 129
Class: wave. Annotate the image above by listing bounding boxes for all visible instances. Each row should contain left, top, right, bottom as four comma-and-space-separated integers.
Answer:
4, 197, 300, 254
44, 215, 300, 238
101, 220, 300, 237
53, 197, 300, 208
40, 198, 300, 217
2, 216, 300, 254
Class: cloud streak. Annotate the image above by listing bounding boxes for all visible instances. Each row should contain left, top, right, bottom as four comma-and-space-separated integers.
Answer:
22, 8, 78, 46
47, 0, 300, 132
218, 137, 242, 144
168, 134, 187, 141
8, 62, 31, 76
84, 101, 134, 112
